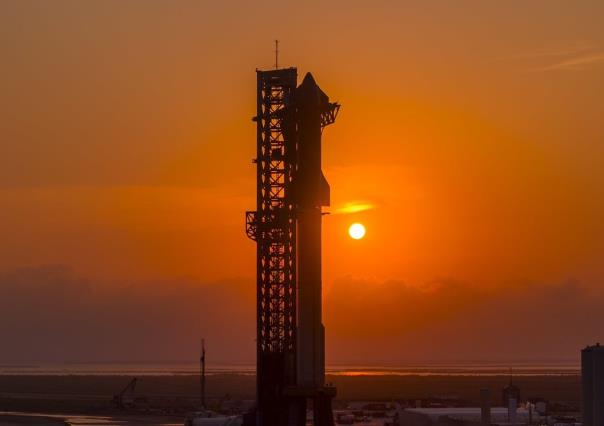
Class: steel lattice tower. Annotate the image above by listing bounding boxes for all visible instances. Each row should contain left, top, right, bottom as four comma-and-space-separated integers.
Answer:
246, 68, 298, 425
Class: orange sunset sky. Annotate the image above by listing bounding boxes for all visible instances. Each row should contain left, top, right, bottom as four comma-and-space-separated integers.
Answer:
1, 0, 604, 365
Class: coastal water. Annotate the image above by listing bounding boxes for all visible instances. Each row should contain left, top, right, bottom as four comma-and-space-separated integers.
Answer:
0, 362, 580, 376
0, 411, 182, 425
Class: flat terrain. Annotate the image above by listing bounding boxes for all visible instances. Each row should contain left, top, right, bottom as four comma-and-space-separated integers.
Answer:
0, 373, 581, 419
0, 413, 65, 425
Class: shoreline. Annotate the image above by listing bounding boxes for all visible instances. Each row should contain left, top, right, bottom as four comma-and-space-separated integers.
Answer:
0, 364, 581, 377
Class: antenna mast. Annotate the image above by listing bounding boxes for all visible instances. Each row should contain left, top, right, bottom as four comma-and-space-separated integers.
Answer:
275, 39, 279, 69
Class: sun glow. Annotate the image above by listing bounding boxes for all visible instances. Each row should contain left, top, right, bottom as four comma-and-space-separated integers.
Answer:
348, 223, 366, 240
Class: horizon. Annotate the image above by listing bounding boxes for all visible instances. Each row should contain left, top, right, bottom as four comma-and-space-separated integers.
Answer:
0, 360, 584, 378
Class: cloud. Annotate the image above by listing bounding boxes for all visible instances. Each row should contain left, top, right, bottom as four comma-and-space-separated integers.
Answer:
538, 52, 604, 71
0, 266, 255, 364
324, 277, 604, 364
504, 42, 596, 60
331, 201, 376, 215
505, 42, 604, 72
1, 267, 603, 365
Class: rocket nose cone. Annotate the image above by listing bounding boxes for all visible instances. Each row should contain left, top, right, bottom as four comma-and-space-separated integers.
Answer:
297, 72, 321, 97
297, 72, 329, 105
301, 72, 317, 87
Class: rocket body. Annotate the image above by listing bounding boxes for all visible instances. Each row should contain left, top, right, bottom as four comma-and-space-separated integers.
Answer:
295, 73, 330, 389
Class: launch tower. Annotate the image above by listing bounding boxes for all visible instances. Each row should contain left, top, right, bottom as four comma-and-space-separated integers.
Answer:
245, 67, 339, 426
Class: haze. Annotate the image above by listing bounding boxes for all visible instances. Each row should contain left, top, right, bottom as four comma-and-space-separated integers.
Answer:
1, 0, 604, 365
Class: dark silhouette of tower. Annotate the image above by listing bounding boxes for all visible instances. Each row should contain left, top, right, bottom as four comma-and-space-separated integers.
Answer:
245, 67, 339, 426
502, 373, 520, 406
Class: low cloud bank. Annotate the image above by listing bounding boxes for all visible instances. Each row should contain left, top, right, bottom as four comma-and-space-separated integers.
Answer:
325, 277, 603, 364
0, 266, 255, 363
1, 266, 602, 364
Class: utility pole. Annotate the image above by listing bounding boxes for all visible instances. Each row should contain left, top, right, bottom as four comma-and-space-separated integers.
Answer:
200, 338, 206, 409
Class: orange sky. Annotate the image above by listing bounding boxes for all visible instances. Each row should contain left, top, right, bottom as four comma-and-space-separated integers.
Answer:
1, 0, 604, 364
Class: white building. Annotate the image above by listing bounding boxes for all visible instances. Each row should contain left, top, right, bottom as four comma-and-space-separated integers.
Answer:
407, 407, 532, 423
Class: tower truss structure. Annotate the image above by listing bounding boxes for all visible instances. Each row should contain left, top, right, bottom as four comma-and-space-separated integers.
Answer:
246, 68, 298, 424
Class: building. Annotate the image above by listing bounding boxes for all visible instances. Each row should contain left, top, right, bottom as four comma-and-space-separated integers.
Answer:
502, 379, 520, 407
480, 388, 491, 426
582, 343, 604, 426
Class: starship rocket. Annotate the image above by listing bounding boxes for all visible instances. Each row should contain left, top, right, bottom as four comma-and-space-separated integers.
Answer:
294, 72, 331, 391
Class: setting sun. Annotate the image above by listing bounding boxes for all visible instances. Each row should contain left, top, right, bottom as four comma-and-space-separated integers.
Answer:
348, 223, 366, 240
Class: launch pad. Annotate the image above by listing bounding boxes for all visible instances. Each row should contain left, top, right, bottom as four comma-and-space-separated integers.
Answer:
245, 67, 339, 426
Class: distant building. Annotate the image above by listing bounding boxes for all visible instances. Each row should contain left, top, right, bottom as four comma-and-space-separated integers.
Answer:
582, 343, 604, 426
502, 378, 520, 406
407, 407, 532, 424
480, 388, 491, 426
508, 397, 518, 424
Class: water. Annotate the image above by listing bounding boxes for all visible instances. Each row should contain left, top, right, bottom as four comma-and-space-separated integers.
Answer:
0, 362, 580, 376
0, 411, 182, 425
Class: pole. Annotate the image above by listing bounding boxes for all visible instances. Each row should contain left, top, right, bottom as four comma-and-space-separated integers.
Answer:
275, 40, 279, 69
200, 338, 206, 408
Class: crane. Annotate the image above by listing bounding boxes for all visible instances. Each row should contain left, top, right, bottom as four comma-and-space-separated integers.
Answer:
112, 377, 143, 409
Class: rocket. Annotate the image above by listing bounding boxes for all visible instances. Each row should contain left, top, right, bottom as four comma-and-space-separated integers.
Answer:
294, 73, 333, 390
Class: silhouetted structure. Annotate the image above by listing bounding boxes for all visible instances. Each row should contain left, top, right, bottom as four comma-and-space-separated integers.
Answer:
502, 377, 520, 406
112, 377, 146, 408
480, 388, 491, 426
582, 343, 604, 426
200, 338, 206, 409
246, 67, 339, 426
